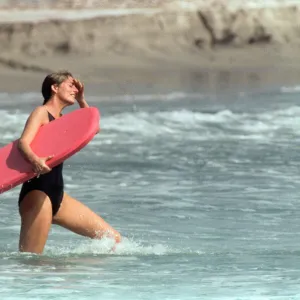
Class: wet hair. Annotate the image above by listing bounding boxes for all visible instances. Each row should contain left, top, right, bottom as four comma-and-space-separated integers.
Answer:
41, 70, 73, 104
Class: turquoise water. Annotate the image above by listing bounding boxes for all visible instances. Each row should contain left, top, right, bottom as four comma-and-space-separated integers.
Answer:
1, 84, 300, 299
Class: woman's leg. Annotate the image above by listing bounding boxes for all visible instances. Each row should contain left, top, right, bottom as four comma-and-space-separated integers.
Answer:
53, 192, 121, 242
19, 190, 53, 254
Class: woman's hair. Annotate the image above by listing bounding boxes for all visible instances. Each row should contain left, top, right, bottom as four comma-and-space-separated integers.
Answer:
42, 70, 73, 104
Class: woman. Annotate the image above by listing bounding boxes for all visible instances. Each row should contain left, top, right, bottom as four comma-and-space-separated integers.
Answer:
18, 70, 121, 254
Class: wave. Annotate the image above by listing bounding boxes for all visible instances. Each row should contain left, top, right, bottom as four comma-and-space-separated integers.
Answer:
101, 106, 300, 141
0, 110, 27, 143
1, 104, 300, 144
280, 85, 300, 94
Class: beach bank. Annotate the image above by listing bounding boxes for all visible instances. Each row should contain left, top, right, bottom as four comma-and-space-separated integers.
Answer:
0, 1, 300, 93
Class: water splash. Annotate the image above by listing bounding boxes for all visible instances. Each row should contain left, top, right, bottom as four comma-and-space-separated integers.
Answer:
44, 237, 181, 256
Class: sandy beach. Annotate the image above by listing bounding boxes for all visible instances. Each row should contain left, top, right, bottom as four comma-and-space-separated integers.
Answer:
1, 1, 300, 93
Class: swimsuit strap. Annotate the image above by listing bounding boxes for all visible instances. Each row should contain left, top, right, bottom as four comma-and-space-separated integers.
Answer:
47, 111, 55, 122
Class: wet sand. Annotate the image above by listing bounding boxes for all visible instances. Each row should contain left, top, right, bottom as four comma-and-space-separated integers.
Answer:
1, 46, 300, 94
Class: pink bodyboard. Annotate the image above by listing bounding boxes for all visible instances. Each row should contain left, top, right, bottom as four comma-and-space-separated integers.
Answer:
0, 107, 100, 194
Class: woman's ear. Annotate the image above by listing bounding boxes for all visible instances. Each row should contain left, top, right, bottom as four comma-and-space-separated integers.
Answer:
51, 84, 58, 94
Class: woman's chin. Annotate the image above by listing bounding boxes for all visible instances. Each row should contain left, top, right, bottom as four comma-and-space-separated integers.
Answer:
64, 98, 75, 105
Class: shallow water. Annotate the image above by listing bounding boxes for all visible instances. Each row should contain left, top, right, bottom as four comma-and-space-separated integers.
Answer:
1, 85, 300, 299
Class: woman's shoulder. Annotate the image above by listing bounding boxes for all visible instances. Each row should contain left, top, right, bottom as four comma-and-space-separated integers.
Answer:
33, 105, 47, 113
30, 105, 48, 116
27, 106, 49, 123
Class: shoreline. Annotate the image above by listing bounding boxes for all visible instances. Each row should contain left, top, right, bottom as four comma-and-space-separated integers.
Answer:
2, 62, 300, 95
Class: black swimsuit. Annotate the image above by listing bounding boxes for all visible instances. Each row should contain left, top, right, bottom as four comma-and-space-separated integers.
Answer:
18, 112, 64, 216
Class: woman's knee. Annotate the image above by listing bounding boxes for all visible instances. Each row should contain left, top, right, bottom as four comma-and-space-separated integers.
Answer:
113, 231, 122, 243
94, 228, 121, 243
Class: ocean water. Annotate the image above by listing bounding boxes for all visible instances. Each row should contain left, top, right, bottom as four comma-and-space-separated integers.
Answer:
1, 84, 300, 299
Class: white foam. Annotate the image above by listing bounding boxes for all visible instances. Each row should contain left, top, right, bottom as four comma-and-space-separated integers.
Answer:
44, 237, 187, 256
281, 85, 300, 94
2, 102, 300, 145
0, 110, 27, 142
99, 105, 300, 143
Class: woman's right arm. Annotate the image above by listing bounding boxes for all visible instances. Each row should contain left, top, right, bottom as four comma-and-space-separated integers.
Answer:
18, 106, 52, 174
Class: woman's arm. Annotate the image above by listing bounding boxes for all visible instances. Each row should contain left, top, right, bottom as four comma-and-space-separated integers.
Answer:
18, 106, 52, 174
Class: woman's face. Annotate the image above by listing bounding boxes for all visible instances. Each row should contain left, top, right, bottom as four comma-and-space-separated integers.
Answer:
55, 76, 78, 104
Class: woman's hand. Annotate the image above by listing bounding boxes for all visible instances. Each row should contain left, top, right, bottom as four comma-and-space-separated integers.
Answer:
73, 78, 89, 108
74, 78, 85, 103
32, 155, 53, 176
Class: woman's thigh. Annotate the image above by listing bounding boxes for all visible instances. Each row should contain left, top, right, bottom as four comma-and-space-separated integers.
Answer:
53, 192, 121, 242
19, 190, 53, 254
